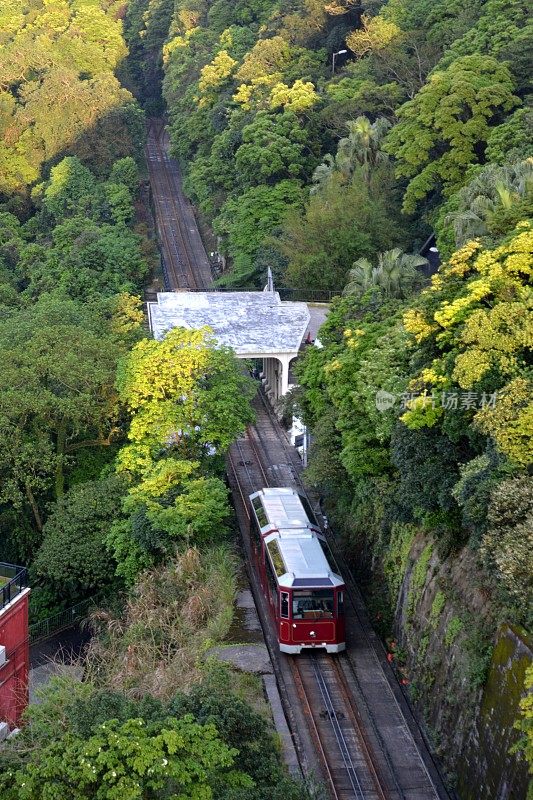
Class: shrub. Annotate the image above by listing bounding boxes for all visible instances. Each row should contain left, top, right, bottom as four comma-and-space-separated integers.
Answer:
481, 477, 533, 625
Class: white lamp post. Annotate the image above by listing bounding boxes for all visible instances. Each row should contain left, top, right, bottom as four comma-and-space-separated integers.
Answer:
332, 49, 347, 75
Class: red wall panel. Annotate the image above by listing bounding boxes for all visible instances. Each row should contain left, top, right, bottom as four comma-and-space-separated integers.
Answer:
0, 591, 30, 726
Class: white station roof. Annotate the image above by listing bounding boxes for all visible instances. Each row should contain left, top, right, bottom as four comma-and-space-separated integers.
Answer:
148, 291, 310, 356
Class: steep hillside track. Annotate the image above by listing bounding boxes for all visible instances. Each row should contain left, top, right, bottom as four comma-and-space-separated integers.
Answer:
228, 392, 452, 800
145, 119, 213, 290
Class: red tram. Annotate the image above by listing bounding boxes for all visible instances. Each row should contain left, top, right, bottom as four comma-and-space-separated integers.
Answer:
249, 487, 346, 654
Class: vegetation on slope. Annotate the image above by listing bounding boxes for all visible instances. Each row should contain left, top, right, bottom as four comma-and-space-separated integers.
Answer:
125, 0, 531, 288
0, 4, 305, 798
121, 0, 532, 785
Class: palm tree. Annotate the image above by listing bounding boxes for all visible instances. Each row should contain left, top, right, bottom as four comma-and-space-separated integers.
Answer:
310, 115, 391, 193
343, 257, 376, 295
337, 116, 391, 180
445, 158, 533, 246
311, 154, 336, 194
344, 248, 428, 299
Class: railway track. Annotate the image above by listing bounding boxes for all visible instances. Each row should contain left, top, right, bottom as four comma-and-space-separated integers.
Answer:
228, 391, 451, 800
145, 119, 212, 290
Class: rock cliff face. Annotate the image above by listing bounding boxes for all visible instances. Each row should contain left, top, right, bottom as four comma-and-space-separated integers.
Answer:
386, 530, 531, 798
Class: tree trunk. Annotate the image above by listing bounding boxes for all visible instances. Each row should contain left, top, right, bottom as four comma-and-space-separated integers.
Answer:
55, 419, 67, 498
25, 483, 43, 533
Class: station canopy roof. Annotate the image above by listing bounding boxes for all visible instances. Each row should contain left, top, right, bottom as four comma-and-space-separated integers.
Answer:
147, 291, 310, 356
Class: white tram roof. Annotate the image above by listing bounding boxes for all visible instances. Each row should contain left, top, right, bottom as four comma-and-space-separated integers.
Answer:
251, 486, 312, 530
250, 488, 344, 589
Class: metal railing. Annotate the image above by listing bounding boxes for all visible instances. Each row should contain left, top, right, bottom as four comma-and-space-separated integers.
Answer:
144, 287, 340, 303
0, 563, 28, 611
29, 598, 93, 644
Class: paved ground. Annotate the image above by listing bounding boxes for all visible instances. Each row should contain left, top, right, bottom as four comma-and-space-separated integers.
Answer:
306, 303, 330, 341
29, 625, 90, 702
208, 643, 272, 674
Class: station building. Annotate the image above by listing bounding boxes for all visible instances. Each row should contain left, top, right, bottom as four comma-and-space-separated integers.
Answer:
0, 564, 30, 734
147, 290, 312, 402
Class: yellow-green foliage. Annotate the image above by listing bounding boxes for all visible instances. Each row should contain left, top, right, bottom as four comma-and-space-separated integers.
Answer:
269, 80, 318, 112
347, 14, 402, 57
0, 0, 131, 192
445, 616, 464, 647
402, 223, 533, 466
198, 50, 237, 102
475, 378, 533, 467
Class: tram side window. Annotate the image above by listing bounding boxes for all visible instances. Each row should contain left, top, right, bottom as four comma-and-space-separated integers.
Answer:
292, 589, 334, 619
251, 497, 268, 527
250, 514, 261, 549
265, 555, 278, 606
337, 591, 344, 616
280, 592, 289, 618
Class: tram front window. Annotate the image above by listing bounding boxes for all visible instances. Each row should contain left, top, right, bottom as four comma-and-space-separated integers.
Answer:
292, 589, 334, 619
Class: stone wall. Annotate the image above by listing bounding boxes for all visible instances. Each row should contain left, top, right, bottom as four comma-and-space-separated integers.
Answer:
389, 529, 531, 797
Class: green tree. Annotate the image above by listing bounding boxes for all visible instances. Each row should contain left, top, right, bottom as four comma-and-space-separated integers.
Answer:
235, 111, 310, 184
442, 158, 533, 249
344, 248, 427, 298
23, 217, 148, 300
33, 476, 126, 603
385, 55, 519, 212
214, 180, 304, 285
109, 327, 255, 580
481, 477, 533, 624
43, 157, 99, 220
278, 170, 404, 290
0, 294, 138, 506
0, 716, 251, 800
513, 664, 533, 786
109, 157, 140, 193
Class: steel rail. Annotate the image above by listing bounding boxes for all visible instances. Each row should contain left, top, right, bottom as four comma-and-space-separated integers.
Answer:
148, 121, 199, 290
289, 657, 341, 800
157, 125, 211, 290
311, 655, 366, 800
329, 655, 389, 800
233, 400, 390, 799
253, 388, 447, 800
151, 122, 209, 291
146, 122, 191, 289
228, 433, 345, 800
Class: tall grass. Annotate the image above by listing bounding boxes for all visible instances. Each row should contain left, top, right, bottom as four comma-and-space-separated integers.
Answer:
83, 545, 237, 699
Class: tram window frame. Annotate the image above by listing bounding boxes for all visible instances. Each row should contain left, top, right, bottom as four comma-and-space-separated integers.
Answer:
280, 592, 289, 619
337, 590, 344, 616
264, 553, 278, 606
292, 589, 334, 619
250, 514, 261, 549
251, 497, 268, 528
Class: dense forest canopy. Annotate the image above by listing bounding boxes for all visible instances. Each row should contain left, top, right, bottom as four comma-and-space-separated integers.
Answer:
123, 0, 532, 286
0, 3, 310, 798
0, 0, 256, 626
0, 0, 532, 793
120, 0, 532, 781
